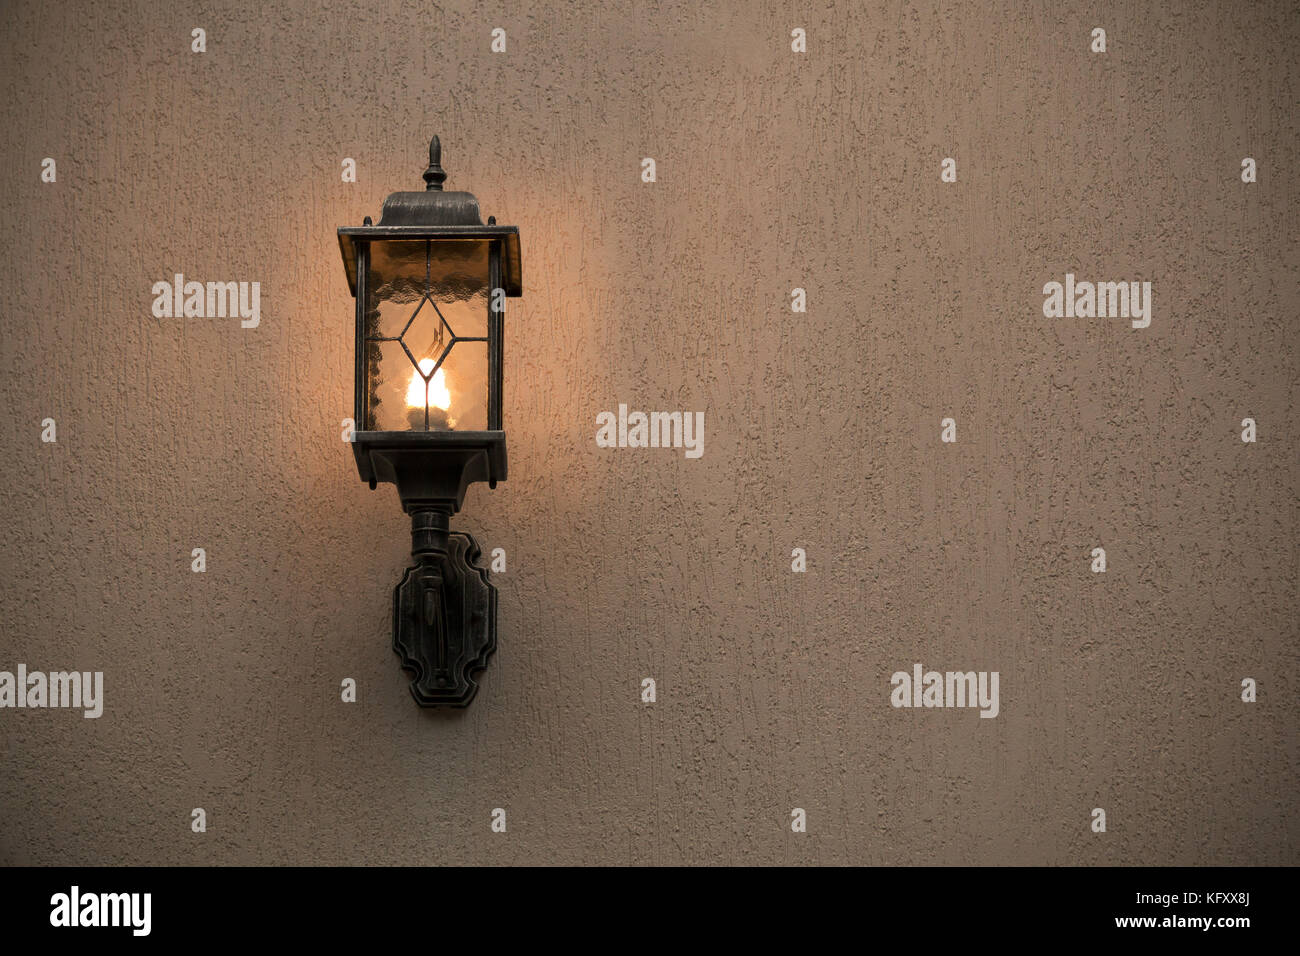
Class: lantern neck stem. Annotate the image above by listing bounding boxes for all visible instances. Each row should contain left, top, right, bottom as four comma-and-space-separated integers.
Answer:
410, 506, 451, 558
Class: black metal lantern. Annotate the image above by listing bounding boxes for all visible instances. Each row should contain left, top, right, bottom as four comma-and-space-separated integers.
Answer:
338, 134, 521, 707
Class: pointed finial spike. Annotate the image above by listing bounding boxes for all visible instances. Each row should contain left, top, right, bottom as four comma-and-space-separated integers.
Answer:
423, 134, 448, 191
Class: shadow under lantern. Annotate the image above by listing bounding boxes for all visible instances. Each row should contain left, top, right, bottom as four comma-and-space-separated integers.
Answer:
337, 134, 522, 707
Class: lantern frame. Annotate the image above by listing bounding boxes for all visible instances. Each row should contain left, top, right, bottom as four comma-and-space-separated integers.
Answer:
337, 134, 522, 707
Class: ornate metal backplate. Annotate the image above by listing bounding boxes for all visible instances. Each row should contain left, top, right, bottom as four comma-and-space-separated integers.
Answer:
392, 532, 496, 707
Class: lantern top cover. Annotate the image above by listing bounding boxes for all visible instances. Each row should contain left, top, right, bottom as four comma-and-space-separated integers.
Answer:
337, 134, 522, 297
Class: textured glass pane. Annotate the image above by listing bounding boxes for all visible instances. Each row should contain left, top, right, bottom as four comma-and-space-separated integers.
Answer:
367, 241, 428, 339
364, 339, 425, 430
437, 340, 488, 431
427, 240, 489, 339
362, 239, 491, 431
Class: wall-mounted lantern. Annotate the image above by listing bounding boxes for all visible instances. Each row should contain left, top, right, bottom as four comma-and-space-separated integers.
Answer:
338, 134, 521, 707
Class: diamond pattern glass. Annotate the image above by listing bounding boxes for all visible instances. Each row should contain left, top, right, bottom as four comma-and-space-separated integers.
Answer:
363, 240, 491, 431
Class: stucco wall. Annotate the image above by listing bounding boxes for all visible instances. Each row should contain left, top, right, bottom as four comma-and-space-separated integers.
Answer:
0, 0, 1295, 865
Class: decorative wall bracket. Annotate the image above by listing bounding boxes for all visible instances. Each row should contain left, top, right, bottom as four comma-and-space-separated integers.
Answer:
339, 134, 521, 709
354, 431, 506, 708
394, 512, 496, 707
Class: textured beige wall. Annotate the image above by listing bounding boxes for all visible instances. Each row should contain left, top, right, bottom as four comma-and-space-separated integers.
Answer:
0, 0, 1296, 865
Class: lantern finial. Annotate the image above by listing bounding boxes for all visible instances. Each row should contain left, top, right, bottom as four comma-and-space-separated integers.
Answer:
423, 134, 448, 191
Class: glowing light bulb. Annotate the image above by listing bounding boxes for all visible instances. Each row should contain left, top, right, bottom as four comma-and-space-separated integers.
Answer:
406, 358, 452, 411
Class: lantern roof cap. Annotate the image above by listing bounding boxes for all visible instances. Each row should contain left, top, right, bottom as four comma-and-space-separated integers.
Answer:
337, 134, 522, 296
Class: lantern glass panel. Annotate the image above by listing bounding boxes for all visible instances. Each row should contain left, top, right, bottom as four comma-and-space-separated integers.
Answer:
436, 340, 489, 431
363, 239, 491, 431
